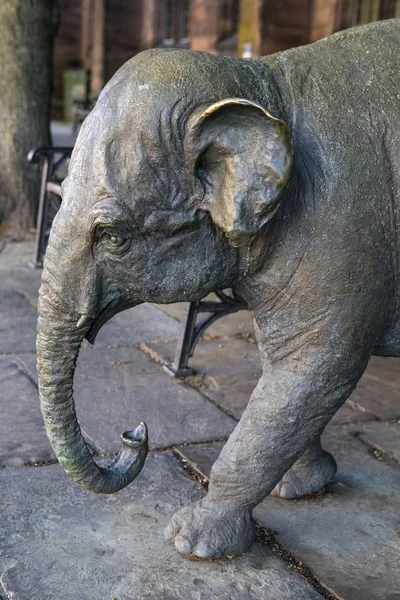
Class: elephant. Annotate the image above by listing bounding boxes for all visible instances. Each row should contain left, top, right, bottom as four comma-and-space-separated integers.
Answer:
37, 19, 400, 559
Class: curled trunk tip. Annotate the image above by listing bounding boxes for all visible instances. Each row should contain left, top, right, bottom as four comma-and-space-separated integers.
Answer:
122, 422, 148, 448
37, 288, 149, 494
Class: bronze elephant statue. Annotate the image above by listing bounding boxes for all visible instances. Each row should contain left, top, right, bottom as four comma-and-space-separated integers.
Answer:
37, 20, 400, 558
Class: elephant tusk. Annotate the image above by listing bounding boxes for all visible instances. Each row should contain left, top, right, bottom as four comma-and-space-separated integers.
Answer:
76, 314, 93, 329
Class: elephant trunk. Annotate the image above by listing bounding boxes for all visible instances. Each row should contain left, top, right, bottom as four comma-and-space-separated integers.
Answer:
36, 257, 148, 494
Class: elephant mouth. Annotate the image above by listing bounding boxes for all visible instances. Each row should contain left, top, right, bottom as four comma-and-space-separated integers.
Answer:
85, 299, 137, 344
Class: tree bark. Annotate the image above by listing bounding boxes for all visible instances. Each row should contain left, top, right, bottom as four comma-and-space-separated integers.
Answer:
0, 0, 58, 237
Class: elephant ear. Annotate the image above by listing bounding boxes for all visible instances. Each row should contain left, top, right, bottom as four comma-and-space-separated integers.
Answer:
188, 98, 292, 245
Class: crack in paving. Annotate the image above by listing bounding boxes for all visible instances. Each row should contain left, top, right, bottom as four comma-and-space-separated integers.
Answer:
355, 433, 400, 468
10, 355, 38, 388
154, 437, 229, 453
169, 450, 342, 600
345, 397, 380, 419
136, 340, 175, 364
170, 449, 209, 488
15, 289, 38, 312
153, 305, 182, 324
174, 437, 229, 448
184, 373, 239, 420
0, 350, 36, 357
238, 331, 257, 344
330, 416, 400, 428
254, 526, 343, 600
2, 458, 59, 469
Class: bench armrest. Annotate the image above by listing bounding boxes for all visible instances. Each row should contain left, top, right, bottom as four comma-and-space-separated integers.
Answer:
27, 146, 73, 163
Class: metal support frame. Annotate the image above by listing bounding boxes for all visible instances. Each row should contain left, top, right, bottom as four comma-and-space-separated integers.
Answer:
163, 290, 248, 377
27, 147, 73, 268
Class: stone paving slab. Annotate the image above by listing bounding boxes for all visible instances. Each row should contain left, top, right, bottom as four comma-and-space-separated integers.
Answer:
2, 240, 399, 599
4, 351, 38, 386
91, 303, 180, 348
364, 355, 400, 387
165, 336, 261, 420
0, 289, 38, 354
1, 266, 41, 310
143, 338, 380, 425
0, 453, 322, 600
356, 421, 400, 463
175, 442, 225, 479
0, 240, 35, 270
329, 400, 378, 426
349, 364, 400, 420
0, 356, 54, 466
11, 303, 180, 387
142, 336, 262, 421
177, 427, 400, 600
254, 427, 400, 600
3, 345, 235, 462
72, 345, 235, 452
174, 417, 390, 482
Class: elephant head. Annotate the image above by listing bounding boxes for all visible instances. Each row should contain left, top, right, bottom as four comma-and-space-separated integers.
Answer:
37, 49, 292, 493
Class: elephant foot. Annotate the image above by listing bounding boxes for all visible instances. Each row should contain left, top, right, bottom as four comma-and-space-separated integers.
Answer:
271, 446, 337, 499
165, 499, 256, 559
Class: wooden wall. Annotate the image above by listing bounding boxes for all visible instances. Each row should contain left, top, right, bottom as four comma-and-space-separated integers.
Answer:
104, 0, 143, 82
260, 0, 339, 55
52, 0, 82, 119
190, 0, 220, 52
309, 0, 339, 43
260, 0, 311, 55
52, 0, 382, 120
52, 0, 145, 119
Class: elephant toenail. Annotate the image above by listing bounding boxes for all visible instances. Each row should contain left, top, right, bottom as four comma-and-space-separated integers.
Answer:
164, 523, 176, 540
193, 541, 214, 559
175, 535, 192, 555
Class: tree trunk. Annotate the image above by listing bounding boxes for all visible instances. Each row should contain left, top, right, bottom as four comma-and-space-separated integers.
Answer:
0, 0, 58, 237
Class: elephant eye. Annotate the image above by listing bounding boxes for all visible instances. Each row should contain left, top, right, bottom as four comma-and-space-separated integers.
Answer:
101, 232, 127, 249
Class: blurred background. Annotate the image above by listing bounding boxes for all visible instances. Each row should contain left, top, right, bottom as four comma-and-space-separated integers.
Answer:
53, 0, 400, 120
0, 0, 399, 238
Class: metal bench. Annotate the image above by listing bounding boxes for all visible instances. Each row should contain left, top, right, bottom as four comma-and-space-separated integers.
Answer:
27, 146, 248, 375
163, 290, 247, 377
27, 146, 73, 268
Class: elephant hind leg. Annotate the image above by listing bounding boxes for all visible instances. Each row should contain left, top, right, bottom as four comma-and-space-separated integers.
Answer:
270, 438, 337, 499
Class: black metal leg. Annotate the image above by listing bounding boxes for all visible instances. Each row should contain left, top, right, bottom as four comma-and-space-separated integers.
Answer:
163, 302, 199, 377
29, 156, 50, 268
27, 147, 73, 269
164, 291, 248, 378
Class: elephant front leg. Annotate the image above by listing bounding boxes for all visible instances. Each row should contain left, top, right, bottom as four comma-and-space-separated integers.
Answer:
166, 348, 368, 558
270, 437, 337, 499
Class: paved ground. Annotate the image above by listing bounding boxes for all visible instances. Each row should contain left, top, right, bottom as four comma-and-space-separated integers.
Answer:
51, 120, 78, 147
0, 240, 399, 600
